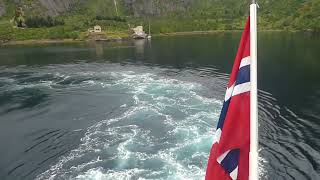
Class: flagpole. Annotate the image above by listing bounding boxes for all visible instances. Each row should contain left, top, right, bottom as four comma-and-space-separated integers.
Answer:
249, 1, 259, 180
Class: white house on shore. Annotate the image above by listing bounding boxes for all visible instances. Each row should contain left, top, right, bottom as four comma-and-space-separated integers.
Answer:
88, 25, 102, 33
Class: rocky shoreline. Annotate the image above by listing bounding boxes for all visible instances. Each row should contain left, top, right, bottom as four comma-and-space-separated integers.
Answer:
0, 37, 130, 46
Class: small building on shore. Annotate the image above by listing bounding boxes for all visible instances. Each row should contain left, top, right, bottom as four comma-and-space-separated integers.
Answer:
87, 25, 107, 41
88, 25, 102, 33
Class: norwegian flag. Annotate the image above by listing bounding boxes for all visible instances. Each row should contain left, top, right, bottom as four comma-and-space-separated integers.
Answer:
205, 17, 251, 180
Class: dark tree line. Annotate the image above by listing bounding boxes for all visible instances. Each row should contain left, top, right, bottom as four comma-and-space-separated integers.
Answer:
95, 15, 126, 22
25, 16, 65, 28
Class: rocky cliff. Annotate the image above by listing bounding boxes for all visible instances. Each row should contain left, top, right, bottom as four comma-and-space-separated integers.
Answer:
123, 0, 195, 17
39, 0, 76, 16
0, 0, 5, 16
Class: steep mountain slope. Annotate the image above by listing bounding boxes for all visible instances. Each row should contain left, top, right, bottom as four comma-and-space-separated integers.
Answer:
0, 0, 310, 18
0, 0, 319, 32
0, 0, 206, 17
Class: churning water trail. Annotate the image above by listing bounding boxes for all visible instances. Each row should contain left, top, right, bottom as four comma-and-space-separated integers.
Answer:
27, 66, 221, 179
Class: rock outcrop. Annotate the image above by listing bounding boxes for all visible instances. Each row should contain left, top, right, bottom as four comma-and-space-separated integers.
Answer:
39, 0, 76, 16
0, 0, 5, 16
123, 0, 194, 17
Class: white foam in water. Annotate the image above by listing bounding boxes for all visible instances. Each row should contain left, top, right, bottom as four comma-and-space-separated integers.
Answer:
258, 154, 268, 179
35, 71, 265, 180
12, 81, 55, 90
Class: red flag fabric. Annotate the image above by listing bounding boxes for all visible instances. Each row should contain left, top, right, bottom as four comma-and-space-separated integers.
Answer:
205, 17, 250, 180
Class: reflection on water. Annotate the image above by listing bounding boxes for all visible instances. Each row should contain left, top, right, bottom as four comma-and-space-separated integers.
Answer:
0, 33, 319, 180
94, 42, 104, 58
134, 39, 146, 57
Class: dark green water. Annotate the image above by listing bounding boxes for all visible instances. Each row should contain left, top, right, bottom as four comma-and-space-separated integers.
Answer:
0, 32, 319, 180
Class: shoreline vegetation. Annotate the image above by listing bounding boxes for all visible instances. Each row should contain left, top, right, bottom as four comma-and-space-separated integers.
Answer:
0, 29, 309, 46
0, 16, 318, 46
0, 29, 311, 46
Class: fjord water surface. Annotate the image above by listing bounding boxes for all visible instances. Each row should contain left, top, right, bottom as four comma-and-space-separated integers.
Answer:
0, 32, 319, 180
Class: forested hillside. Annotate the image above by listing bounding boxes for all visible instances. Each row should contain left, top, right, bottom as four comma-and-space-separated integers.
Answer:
0, 0, 319, 42
1, 0, 319, 30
